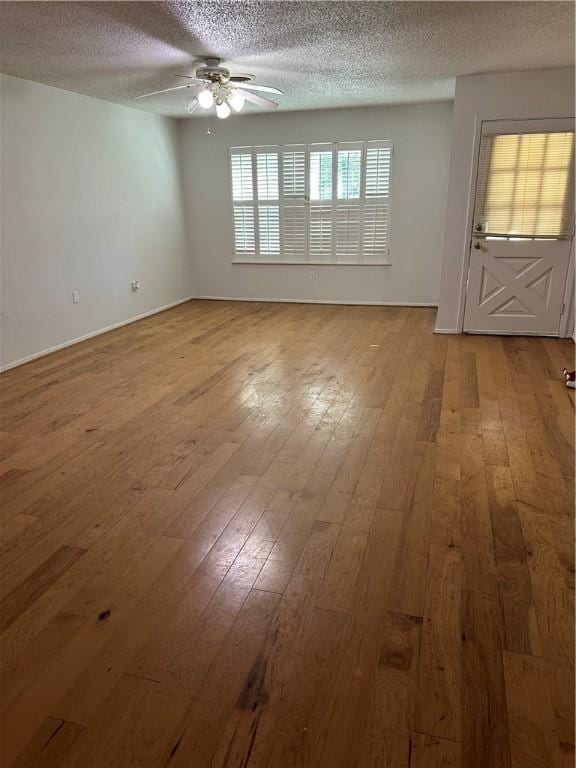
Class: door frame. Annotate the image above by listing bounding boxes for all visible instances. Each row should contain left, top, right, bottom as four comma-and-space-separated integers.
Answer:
559, 238, 575, 338
455, 115, 576, 336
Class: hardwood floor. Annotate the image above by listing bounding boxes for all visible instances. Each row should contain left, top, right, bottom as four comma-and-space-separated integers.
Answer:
0, 299, 573, 767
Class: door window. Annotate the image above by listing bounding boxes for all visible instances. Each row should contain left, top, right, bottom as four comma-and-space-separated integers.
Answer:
474, 131, 575, 238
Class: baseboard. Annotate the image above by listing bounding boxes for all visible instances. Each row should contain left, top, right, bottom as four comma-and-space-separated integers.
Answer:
1, 295, 439, 372
195, 295, 438, 308
434, 327, 460, 334
0, 296, 194, 372
435, 327, 576, 338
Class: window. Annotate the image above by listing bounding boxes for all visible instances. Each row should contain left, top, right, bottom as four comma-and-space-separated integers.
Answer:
474, 131, 575, 238
230, 140, 393, 264
337, 148, 362, 199
309, 147, 333, 201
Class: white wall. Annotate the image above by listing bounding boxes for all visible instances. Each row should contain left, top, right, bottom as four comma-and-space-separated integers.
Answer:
436, 68, 575, 333
0, 74, 193, 369
179, 102, 453, 305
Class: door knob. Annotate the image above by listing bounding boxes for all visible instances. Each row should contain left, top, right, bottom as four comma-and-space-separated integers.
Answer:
474, 242, 482, 249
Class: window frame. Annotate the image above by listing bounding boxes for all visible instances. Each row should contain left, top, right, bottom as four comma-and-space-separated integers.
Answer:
229, 140, 393, 266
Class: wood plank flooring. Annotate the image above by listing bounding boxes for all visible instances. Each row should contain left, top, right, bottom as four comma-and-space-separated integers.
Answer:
0, 300, 573, 767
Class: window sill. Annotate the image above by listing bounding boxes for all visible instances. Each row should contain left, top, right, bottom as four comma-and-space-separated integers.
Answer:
232, 260, 392, 267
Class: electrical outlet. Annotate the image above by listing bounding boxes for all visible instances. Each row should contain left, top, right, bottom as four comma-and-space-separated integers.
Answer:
131, 280, 140, 292
310, 270, 317, 281
72, 291, 79, 304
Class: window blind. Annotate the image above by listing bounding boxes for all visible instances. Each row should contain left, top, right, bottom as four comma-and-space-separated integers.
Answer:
231, 149, 256, 259
233, 207, 255, 258
255, 149, 280, 259
283, 204, 308, 261
256, 151, 279, 200
363, 141, 392, 262
282, 145, 308, 261
363, 203, 390, 264
333, 142, 360, 262
474, 131, 575, 238
258, 205, 280, 257
231, 152, 253, 201
309, 205, 333, 262
365, 144, 392, 198
230, 140, 393, 264
283, 146, 306, 197
335, 204, 361, 263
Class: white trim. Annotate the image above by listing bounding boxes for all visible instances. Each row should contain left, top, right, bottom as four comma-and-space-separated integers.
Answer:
0, 296, 194, 372
232, 261, 392, 267
559, 238, 575, 338
481, 117, 575, 135
463, 330, 561, 337
434, 327, 459, 334
456, 112, 483, 334
195, 296, 437, 307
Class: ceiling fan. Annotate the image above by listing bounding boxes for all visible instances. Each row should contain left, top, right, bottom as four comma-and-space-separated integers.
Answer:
133, 58, 282, 118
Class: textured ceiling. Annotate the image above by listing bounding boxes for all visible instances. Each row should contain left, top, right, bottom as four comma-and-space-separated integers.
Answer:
0, 1, 574, 118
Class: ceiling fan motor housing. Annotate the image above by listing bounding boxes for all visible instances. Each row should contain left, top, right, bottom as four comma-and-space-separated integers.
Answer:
196, 59, 230, 82
196, 66, 229, 82
196, 59, 252, 84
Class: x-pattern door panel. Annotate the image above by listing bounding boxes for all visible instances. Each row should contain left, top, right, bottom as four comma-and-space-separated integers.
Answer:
464, 239, 571, 335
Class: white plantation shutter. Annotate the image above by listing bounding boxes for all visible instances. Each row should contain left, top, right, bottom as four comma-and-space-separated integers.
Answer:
283, 146, 306, 197
337, 143, 362, 200
230, 149, 256, 260
256, 151, 279, 200
309, 205, 333, 262
283, 204, 308, 261
309, 144, 334, 201
335, 142, 362, 262
230, 140, 393, 264
282, 146, 308, 261
365, 142, 392, 198
335, 205, 361, 263
363, 203, 390, 263
256, 149, 280, 259
233, 207, 255, 258
309, 144, 334, 261
231, 151, 253, 200
363, 141, 392, 263
258, 205, 280, 257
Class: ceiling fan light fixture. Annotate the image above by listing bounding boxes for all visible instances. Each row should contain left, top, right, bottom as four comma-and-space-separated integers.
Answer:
215, 100, 231, 119
198, 88, 214, 108
132, 58, 281, 115
227, 89, 245, 112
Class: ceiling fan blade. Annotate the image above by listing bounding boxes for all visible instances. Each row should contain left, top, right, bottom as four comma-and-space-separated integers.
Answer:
239, 89, 279, 110
235, 83, 283, 95
132, 84, 202, 100
228, 73, 255, 82
172, 75, 210, 84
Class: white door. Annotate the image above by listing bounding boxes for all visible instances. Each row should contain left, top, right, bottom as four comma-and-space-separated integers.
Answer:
464, 238, 571, 335
464, 120, 575, 336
